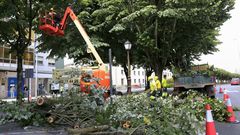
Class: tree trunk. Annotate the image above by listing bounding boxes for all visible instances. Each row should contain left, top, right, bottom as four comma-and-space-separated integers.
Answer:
154, 65, 163, 82
17, 53, 23, 104
145, 68, 152, 90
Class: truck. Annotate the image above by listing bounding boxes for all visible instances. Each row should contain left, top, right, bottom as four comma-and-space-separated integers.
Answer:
39, 7, 110, 98
173, 64, 216, 98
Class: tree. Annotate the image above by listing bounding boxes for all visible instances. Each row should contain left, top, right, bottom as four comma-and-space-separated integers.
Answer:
214, 68, 240, 83
88, 0, 235, 81
37, 1, 109, 62
37, 0, 234, 85
0, 0, 82, 103
0, 0, 50, 103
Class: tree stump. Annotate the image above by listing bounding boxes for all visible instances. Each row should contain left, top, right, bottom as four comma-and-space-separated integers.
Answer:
36, 97, 48, 106
47, 115, 56, 123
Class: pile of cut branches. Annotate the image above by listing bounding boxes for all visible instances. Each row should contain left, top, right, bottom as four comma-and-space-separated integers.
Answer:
34, 94, 101, 128
0, 90, 229, 135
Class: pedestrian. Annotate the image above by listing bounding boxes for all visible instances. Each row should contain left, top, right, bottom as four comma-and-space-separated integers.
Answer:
10, 86, 15, 98
162, 75, 168, 97
24, 85, 28, 97
60, 85, 64, 96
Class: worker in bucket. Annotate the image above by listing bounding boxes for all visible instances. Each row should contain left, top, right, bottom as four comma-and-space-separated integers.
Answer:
49, 8, 61, 27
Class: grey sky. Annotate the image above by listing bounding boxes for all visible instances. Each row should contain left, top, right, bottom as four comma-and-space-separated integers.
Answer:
195, 0, 240, 73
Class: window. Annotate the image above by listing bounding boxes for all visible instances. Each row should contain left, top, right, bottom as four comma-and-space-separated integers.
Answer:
0, 47, 3, 58
143, 79, 145, 83
3, 48, 10, 63
37, 60, 43, 65
0, 47, 4, 62
0, 46, 34, 65
4, 48, 10, 59
142, 71, 144, 75
48, 62, 55, 66
134, 71, 136, 75
134, 79, 136, 83
121, 70, 124, 75
38, 56, 44, 60
138, 79, 141, 83
138, 71, 140, 75
11, 52, 17, 64
24, 53, 33, 60
48, 58, 55, 67
121, 78, 124, 85
37, 56, 44, 65
23, 51, 34, 65
28, 48, 34, 52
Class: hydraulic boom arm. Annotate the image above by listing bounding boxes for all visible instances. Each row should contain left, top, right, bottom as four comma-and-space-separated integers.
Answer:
59, 7, 105, 70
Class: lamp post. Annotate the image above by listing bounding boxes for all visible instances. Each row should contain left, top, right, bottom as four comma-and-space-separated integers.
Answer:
124, 40, 132, 94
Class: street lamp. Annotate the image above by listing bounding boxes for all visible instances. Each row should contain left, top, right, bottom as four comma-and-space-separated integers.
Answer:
124, 40, 132, 94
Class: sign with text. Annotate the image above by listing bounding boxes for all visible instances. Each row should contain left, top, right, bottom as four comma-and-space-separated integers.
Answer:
25, 69, 34, 78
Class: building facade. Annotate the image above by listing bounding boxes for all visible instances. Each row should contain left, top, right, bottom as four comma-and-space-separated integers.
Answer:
0, 43, 56, 99
112, 66, 146, 88
112, 66, 173, 88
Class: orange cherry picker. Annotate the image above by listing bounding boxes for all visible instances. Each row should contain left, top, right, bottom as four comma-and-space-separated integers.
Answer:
39, 7, 110, 97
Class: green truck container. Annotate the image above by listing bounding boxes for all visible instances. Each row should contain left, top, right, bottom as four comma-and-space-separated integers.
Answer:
173, 64, 216, 98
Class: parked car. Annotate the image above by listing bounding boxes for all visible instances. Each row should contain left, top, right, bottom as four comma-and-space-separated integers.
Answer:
231, 78, 240, 85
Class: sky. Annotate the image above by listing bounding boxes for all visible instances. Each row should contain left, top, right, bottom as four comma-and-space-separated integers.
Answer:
194, 0, 240, 73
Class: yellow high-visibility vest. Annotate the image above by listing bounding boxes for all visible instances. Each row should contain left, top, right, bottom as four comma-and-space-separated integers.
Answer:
156, 79, 161, 89
150, 80, 157, 93
162, 78, 167, 88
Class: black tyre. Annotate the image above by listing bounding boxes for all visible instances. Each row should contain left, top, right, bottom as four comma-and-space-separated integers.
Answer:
205, 85, 215, 99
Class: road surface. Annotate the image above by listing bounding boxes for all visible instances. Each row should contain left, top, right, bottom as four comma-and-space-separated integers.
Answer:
215, 84, 240, 135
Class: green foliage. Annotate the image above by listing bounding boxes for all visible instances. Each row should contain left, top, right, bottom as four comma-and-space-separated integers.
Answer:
172, 63, 240, 83
0, 91, 229, 134
0, 0, 236, 103
214, 68, 240, 82
181, 90, 229, 122
102, 91, 228, 134
90, 0, 235, 76
0, 100, 7, 105
95, 104, 116, 125
0, 103, 45, 126
107, 94, 204, 135
0, 93, 105, 127
167, 78, 174, 88
36, 0, 235, 84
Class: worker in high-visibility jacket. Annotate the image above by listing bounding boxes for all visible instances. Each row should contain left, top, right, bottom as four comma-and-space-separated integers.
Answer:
148, 75, 162, 99
148, 76, 157, 100
162, 75, 168, 97
154, 76, 162, 97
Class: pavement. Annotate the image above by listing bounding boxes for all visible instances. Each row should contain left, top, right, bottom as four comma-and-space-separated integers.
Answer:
0, 122, 67, 135
1, 95, 57, 102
